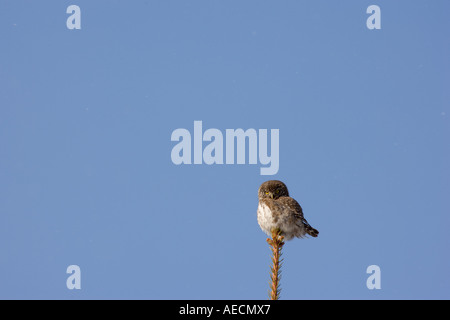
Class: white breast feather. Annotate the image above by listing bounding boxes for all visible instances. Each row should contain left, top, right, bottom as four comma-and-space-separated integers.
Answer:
257, 202, 276, 236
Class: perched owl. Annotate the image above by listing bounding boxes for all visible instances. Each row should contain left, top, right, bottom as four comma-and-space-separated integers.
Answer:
257, 180, 319, 240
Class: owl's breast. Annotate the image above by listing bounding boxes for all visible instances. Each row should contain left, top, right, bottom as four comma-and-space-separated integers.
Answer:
257, 201, 277, 235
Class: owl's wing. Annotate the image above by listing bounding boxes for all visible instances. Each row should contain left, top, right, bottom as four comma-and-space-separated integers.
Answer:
277, 196, 319, 237
276, 196, 304, 218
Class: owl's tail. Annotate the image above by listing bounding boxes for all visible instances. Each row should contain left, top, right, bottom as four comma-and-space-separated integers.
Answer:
306, 225, 319, 237
302, 218, 319, 237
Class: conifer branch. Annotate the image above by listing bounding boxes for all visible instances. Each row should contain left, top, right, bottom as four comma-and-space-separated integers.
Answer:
267, 228, 285, 300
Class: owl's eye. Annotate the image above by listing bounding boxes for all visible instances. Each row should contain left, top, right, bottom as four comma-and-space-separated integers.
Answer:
275, 190, 279, 194
265, 192, 269, 195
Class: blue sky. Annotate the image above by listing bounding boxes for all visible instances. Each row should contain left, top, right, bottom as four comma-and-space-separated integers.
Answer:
0, 0, 449, 299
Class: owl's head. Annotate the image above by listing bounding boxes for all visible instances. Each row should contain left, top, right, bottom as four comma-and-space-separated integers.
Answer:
258, 180, 289, 200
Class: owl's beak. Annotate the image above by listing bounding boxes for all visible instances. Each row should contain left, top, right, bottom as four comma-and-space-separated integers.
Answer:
269, 193, 273, 199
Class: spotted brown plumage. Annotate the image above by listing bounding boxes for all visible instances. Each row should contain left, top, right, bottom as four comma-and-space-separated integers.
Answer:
257, 180, 319, 240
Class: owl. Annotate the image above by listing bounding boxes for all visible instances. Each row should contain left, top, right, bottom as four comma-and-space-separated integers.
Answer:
257, 180, 319, 240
